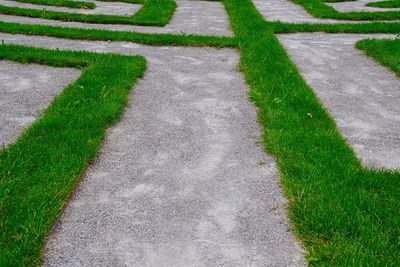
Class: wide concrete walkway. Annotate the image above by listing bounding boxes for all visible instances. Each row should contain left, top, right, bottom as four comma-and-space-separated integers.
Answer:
0, 30, 306, 266
278, 33, 400, 169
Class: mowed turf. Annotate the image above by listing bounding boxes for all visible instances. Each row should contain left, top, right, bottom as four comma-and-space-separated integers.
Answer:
0, 44, 146, 266
357, 38, 400, 76
11, 0, 96, 9
0, 0, 176, 26
367, 0, 400, 8
222, 0, 400, 265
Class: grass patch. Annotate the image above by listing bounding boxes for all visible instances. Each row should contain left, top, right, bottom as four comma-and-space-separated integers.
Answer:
356, 38, 400, 76
10, 0, 95, 9
0, 21, 237, 47
292, 0, 400, 20
0, 44, 146, 266
0, 0, 176, 26
223, 0, 400, 265
367, 0, 400, 8
269, 21, 400, 33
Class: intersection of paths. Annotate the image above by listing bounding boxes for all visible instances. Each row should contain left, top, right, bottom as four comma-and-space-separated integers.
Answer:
0, 1, 305, 265
3, 0, 400, 265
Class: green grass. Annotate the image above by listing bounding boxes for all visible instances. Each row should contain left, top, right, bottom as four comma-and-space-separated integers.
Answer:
367, 0, 400, 8
323, 0, 356, 2
269, 21, 400, 33
10, 0, 95, 9
356, 38, 400, 76
292, 0, 400, 20
0, 21, 237, 47
0, 44, 146, 266
222, 0, 400, 265
0, 0, 176, 26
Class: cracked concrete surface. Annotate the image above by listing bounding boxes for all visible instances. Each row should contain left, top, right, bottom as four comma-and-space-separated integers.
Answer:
0, 34, 306, 266
0, 0, 233, 36
327, 0, 400, 12
278, 33, 400, 169
0, 60, 80, 147
1, 0, 142, 15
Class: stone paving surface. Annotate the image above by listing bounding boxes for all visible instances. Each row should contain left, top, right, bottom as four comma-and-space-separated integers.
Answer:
278, 33, 400, 169
0, 33, 307, 266
0, 0, 142, 15
0, 0, 233, 36
0, 60, 80, 147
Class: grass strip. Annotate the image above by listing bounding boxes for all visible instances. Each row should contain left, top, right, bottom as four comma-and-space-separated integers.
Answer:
10, 0, 95, 9
367, 0, 400, 8
0, 0, 176, 26
292, 0, 400, 20
0, 21, 237, 47
0, 44, 146, 266
356, 38, 400, 75
223, 0, 400, 265
269, 21, 400, 33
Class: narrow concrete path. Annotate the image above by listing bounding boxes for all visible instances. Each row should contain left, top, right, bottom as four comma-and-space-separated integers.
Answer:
0, 0, 233, 36
278, 33, 400, 169
1, 0, 142, 15
0, 60, 80, 146
328, 0, 400, 12
0, 33, 306, 266
252, 0, 400, 23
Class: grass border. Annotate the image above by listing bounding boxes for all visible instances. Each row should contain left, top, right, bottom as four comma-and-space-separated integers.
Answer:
0, 44, 146, 266
292, 0, 400, 20
0, 0, 176, 26
222, 0, 400, 265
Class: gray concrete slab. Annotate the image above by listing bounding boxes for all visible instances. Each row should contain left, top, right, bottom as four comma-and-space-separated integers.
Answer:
278, 33, 400, 169
0, 34, 306, 266
0, 60, 80, 147
328, 0, 400, 12
2, 0, 142, 15
252, 0, 400, 23
0, 0, 233, 36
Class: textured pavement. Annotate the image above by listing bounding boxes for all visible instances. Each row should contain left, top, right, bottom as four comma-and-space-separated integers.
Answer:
278, 33, 400, 169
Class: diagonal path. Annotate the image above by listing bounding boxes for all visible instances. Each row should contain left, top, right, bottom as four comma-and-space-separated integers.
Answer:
0, 0, 233, 36
278, 33, 400, 169
0, 34, 306, 266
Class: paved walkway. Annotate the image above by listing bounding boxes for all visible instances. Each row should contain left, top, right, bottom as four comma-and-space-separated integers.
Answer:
278, 33, 400, 169
0, 0, 232, 36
